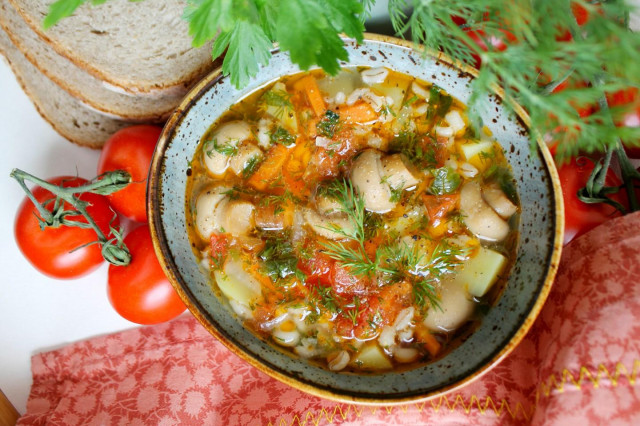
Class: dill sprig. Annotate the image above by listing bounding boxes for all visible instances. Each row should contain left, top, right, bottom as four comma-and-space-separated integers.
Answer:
317, 179, 382, 277
381, 239, 469, 312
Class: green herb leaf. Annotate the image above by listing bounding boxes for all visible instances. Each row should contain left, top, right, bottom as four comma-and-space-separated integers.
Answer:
390, 131, 437, 170
205, 139, 238, 157
183, 0, 237, 47
211, 19, 273, 88
258, 234, 300, 281
242, 156, 262, 178
43, 0, 85, 29
316, 110, 341, 138
276, 0, 361, 75
429, 167, 462, 195
270, 126, 296, 146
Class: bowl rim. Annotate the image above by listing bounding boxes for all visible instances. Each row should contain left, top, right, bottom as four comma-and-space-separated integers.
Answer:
148, 32, 564, 405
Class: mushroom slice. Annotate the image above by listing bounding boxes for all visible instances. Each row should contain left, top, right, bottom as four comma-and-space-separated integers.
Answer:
328, 350, 350, 371
483, 182, 518, 219
459, 180, 510, 242
218, 200, 255, 236
351, 149, 396, 213
255, 203, 293, 231
315, 194, 343, 216
228, 143, 263, 176
194, 186, 231, 239
380, 154, 420, 191
303, 208, 354, 240
203, 121, 252, 175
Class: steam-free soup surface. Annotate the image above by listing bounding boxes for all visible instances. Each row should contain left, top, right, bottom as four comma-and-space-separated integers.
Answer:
187, 67, 519, 372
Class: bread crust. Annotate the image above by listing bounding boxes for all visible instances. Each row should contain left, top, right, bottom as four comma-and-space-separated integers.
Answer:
0, 9, 175, 122
7, 0, 216, 95
0, 29, 129, 148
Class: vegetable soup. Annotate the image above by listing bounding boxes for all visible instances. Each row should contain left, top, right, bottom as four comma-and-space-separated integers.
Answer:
186, 67, 519, 373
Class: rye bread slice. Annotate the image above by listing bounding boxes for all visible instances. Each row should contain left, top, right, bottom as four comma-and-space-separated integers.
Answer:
0, 27, 130, 148
0, 0, 186, 122
8, 0, 214, 95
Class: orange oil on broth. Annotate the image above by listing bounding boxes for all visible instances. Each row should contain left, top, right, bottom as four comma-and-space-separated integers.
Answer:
185, 67, 520, 373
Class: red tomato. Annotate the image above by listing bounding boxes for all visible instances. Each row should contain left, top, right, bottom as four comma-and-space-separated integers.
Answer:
330, 265, 371, 298
97, 125, 162, 222
571, 2, 591, 26
606, 87, 640, 158
551, 79, 595, 118
108, 225, 185, 324
464, 28, 516, 68
297, 246, 335, 287
334, 294, 380, 340
14, 176, 117, 279
556, 156, 625, 245
556, 1, 596, 41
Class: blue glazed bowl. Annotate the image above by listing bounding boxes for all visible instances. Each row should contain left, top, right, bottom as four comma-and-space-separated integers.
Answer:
148, 34, 564, 404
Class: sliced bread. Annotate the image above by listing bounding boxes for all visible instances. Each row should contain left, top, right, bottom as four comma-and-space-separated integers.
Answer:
9, 0, 214, 95
0, 0, 186, 122
0, 26, 130, 148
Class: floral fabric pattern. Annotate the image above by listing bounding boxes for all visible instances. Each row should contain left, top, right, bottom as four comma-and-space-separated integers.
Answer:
18, 212, 640, 425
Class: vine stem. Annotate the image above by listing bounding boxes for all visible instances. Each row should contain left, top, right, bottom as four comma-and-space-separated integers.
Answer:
10, 168, 133, 266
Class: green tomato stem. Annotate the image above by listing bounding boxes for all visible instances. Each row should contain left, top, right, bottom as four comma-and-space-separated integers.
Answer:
9, 168, 132, 266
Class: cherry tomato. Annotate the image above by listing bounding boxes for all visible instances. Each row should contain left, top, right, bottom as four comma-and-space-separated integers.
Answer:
606, 87, 640, 158
108, 225, 186, 324
464, 28, 516, 68
556, 1, 596, 41
14, 176, 118, 279
97, 125, 163, 222
551, 79, 595, 118
556, 156, 626, 245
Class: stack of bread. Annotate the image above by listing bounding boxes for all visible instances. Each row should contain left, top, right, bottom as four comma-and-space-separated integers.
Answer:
0, 0, 216, 148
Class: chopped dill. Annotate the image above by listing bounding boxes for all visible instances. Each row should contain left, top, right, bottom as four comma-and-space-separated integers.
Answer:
258, 234, 300, 281
316, 110, 340, 138
242, 156, 262, 178
389, 131, 437, 170
204, 138, 238, 157
270, 126, 296, 146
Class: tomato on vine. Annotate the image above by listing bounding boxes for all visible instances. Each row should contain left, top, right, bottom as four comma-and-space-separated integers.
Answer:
463, 28, 517, 68
108, 225, 186, 324
556, 156, 626, 245
607, 87, 640, 158
14, 176, 120, 279
97, 125, 163, 222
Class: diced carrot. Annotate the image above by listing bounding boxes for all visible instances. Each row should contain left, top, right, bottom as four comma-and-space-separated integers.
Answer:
283, 140, 313, 196
421, 193, 460, 227
250, 262, 277, 293
306, 117, 319, 138
294, 75, 326, 117
415, 324, 442, 357
247, 144, 290, 191
364, 235, 383, 259
338, 101, 378, 123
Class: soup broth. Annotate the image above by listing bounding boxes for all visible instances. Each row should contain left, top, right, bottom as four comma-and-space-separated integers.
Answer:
186, 67, 519, 373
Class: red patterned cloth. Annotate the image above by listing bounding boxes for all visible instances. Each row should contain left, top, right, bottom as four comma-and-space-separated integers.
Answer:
18, 213, 640, 425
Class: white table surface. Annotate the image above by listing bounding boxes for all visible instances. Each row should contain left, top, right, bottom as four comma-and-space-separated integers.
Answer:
1, 6, 639, 416
0, 58, 137, 414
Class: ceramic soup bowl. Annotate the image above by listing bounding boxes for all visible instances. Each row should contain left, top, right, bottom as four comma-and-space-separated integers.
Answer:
148, 34, 563, 404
